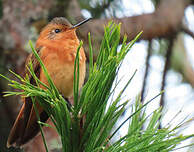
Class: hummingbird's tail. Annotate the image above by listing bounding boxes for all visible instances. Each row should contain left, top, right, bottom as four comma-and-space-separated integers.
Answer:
7, 97, 49, 147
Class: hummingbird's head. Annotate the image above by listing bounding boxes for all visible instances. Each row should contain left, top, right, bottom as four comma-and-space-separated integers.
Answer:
38, 17, 91, 41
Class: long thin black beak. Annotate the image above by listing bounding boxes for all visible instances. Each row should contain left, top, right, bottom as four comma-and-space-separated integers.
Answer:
71, 18, 92, 29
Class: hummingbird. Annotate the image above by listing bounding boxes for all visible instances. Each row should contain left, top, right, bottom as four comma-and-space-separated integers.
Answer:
7, 17, 91, 147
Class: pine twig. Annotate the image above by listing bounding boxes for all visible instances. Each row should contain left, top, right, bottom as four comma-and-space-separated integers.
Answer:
159, 36, 176, 128
141, 40, 152, 103
181, 25, 194, 39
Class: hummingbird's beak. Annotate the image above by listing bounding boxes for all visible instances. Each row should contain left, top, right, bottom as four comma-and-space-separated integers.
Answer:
71, 18, 92, 29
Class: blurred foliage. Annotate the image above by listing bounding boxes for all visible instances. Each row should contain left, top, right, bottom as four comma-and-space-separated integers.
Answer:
152, 39, 168, 56
151, 0, 161, 6
171, 35, 185, 74
79, 0, 119, 18
48, 0, 70, 21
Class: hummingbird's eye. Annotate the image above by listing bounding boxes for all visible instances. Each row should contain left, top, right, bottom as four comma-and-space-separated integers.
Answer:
54, 29, 61, 33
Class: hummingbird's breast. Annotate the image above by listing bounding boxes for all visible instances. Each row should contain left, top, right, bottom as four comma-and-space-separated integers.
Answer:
39, 41, 86, 97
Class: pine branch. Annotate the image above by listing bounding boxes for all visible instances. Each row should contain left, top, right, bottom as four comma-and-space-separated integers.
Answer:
182, 25, 194, 39
159, 36, 176, 129
141, 40, 152, 102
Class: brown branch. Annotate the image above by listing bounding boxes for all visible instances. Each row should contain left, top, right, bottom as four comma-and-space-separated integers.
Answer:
141, 40, 152, 103
181, 25, 194, 39
159, 36, 176, 128
78, 0, 191, 48
160, 39, 174, 107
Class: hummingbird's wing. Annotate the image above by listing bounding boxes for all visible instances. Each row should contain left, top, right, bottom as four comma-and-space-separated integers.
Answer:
7, 47, 49, 147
